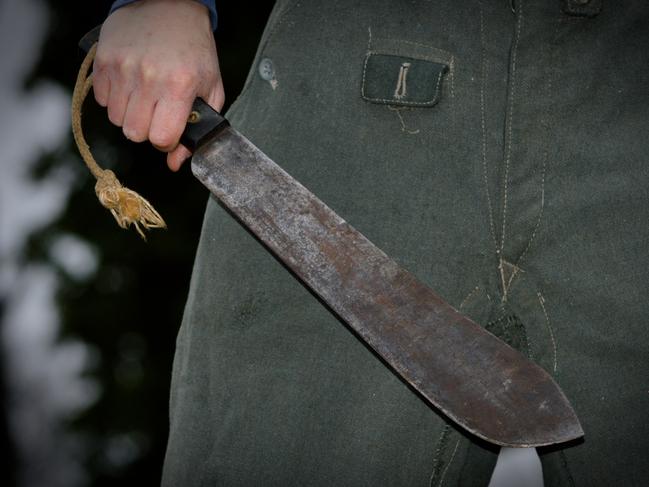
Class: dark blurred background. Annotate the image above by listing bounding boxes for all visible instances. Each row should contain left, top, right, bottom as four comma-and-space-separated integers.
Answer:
0, 1, 275, 485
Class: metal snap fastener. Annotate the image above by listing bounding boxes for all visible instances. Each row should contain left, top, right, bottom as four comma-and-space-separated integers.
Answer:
258, 58, 275, 81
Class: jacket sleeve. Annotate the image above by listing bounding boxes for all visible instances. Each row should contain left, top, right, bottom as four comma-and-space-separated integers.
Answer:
109, 0, 218, 31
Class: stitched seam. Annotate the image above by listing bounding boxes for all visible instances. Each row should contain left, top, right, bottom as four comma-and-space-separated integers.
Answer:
479, 0, 499, 252
504, 17, 561, 303
361, 53, 371, 99
448, 56, 455, 99
365, 47, 452, 65
537, 291, 558, 373
500, 259, 525, 298
373, 37, 443, 50
499, 0, 524, 257
521, 315, 532, 357
459, 285, 481, 310
512, 16, 560, 274
513, 154, 546, 271
371, 37, 455, 61
437, 439, 461, 487
560, 450, 577, 486
536, 293, 554, 365
429, 425, 451, 487
388, 106, 421, 134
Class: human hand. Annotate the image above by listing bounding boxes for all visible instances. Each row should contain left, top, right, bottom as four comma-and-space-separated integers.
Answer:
93, 0, 224, 171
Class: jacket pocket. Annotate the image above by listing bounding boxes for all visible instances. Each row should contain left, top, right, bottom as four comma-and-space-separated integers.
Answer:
361, 37, 453, 108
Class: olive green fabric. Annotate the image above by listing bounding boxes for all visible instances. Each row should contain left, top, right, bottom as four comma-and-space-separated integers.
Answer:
162, 1, 649, 485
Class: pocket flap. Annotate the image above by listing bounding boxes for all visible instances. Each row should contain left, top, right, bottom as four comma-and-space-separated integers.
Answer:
362, 53, 448, 107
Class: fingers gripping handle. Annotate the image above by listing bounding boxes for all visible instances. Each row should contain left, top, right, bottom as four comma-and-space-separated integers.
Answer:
179, 98, 229, 152
79, 26, 229, 153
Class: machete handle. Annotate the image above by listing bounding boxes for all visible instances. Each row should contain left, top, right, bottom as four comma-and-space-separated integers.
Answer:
180, 99, 229, 152
79, 25, 229, 152
79, 25, 102, 53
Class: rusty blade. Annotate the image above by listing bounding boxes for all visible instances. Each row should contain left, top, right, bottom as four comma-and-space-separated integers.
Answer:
191, 126, 583, 447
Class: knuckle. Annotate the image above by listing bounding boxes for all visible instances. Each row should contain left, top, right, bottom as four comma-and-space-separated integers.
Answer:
98, 49, 134, 79
139, 60, 158, 85
168, 69, 198, 97
117, 54, 136, 77
93, 50, 110, 73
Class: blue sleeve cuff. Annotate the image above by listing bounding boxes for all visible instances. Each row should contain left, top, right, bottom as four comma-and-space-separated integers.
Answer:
109, 0, 218, 31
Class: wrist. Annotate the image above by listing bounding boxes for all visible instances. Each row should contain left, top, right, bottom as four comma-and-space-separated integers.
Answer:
109, 0, 218, 30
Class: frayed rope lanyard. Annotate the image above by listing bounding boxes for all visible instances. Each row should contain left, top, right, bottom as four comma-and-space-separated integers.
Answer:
71, 43, 166, 240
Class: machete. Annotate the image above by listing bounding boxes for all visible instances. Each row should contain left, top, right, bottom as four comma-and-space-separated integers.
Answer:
80, 28, 583, 448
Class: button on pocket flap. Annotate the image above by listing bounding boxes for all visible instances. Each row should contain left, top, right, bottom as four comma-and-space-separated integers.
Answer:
362, 53, 448, 107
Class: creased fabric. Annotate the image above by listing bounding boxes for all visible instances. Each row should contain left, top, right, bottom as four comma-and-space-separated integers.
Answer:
162, 1, 649, 485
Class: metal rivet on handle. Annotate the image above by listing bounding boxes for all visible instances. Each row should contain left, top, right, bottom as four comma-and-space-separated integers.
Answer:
188, 111, 201, 123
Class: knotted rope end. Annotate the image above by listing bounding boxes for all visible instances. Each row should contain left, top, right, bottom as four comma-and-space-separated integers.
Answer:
95, 169, 167, 240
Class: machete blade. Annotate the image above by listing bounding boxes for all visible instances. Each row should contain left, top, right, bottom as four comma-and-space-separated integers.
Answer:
191, 125, 583, 448
76, 26, 582, 448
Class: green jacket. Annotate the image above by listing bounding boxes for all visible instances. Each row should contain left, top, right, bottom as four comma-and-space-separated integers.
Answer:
163, 1, 649, 485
